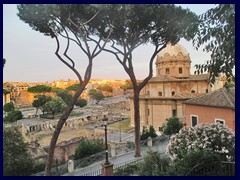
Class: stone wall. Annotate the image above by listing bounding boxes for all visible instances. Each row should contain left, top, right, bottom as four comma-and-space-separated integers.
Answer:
44, 137, 104, 164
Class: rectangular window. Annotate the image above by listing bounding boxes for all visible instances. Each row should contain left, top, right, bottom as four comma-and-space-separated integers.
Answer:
191, 115, 198, 127
172, 109, 177, 117
179, 67, 183, 74
158, 92, 163, 96
166, 68, 170, 74
215, 119, 225, 125
147, 108, 150, 116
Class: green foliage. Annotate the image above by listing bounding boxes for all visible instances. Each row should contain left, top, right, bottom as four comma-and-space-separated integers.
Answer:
4, 127, 34, 176
114, 163, 139, 176
167, 123, 235, 161
4, 110, 23, 123
149, 125, 157, 138
192, 4, 235, 84
126, 141, 135, 149
32, 95, 52, 113
31, 161, 46, 174
160, 117, 183, 135
3, 101, 14, 112
3, 88, 10, 95
141, 125, 157, 140
43, 97, 67, 117
66, 83, 80, 91
69, 111, 84, 117
92, 91, 104, 102
167, 149, 222, 176
88, 89, 98, 96
89, 89, 105, 103
120, 80, 133, 90
56, 90, 72, 105
75, 98, 87, 108
141, 126, 149, 140
52, 87, 64, 93
138, 150, 171, 176
74, 139, 104, 160
96, 84, 113, 92
27, 85, 51, 94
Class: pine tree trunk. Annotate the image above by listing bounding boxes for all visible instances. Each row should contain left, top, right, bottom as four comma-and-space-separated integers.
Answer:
44, 86, 84, 175
133, 89, 141, 157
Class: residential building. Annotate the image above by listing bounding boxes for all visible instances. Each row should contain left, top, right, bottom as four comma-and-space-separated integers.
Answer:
184, 87, 235, 132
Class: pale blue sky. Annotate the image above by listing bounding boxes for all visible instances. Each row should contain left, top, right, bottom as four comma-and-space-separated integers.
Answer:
3, 4, 216, 82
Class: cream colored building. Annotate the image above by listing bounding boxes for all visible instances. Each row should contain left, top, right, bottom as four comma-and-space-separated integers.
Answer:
130, 43, 210, 133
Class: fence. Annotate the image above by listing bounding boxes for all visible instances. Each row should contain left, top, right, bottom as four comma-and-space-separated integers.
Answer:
186, 161, 235, 176
79, 158, 143, 176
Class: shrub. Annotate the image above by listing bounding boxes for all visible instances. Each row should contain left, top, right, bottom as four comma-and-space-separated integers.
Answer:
167, 149, 222, 176
160, 117, 183, 135
114, 163, 139, 176
4, 127, 34, 176
126, 141, 135, 149
149, 125, 157, 138
3, 102, 14, 112
167, 123, 235, 161
138, 150, 170, 176
140, 126, 149, 140
75, 98, 87, 108
141, 125, 157, 140
31, 161, 46, 174
74, 139, 104, 160
4, 110, 23, 123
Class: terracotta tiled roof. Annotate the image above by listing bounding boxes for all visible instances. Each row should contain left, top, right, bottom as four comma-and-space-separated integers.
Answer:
149, 74, 209, 82
173, 93, 204, 99
189, 74, 209, 81
139, 93, 203, 100
184, 87, 235, 109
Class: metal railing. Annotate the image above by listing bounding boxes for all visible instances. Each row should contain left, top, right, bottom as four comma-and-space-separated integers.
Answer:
185, 161, 235, 176
79, 157, 143, 176
74, 151, 105, 169
113, 158, 143, 170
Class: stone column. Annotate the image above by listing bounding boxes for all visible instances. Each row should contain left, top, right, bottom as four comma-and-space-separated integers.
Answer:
147, 137, 152, 147
102, 163, 114, 176
68, 160, 74, 174
111, 145, 116, 158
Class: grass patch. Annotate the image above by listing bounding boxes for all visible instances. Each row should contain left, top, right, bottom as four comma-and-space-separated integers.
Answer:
69, 111, 84, 117
36, 129, 91, 146
108, 119, 133, 133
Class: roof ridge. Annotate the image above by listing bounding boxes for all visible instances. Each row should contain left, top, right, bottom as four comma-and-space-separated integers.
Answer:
221, 88, 235, 108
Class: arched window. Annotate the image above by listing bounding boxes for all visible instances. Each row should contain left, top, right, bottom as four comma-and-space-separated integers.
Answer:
172, 91, 175, 96
191, 90, 195, 93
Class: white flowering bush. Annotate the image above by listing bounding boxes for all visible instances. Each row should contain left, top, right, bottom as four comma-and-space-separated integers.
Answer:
167, 123, 235, 161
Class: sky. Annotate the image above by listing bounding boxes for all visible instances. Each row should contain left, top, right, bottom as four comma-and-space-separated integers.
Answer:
3, 4, 217, 83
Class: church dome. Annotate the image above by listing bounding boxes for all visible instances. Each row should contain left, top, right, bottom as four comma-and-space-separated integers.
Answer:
158, 43, 189, 58
155, 43, 191, 78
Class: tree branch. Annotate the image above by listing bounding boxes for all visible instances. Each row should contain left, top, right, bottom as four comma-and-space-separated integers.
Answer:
138, 43, 167, 90
54, 35, 83, 83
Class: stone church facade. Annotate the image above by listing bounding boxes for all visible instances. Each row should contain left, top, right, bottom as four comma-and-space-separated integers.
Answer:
130, 43, 210, 133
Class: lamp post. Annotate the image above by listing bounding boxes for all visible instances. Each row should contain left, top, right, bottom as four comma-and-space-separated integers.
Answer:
102, 115, 110, 165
